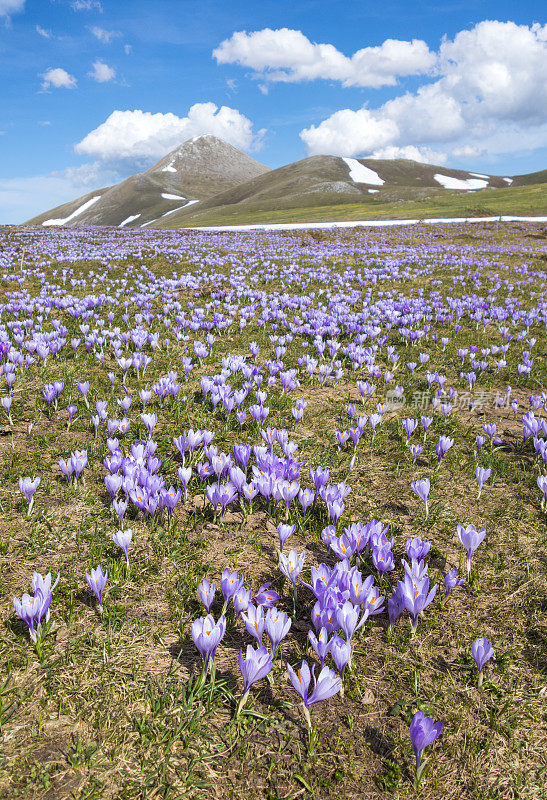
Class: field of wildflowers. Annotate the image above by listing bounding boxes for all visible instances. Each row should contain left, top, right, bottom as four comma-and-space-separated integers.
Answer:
0, 221, 545, 799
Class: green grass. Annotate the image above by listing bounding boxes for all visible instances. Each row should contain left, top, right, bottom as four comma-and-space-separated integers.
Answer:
160, 182, 547, 228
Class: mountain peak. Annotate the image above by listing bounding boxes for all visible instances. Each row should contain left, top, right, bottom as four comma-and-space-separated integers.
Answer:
146, 135, 270, 187
24, 135, 270, 228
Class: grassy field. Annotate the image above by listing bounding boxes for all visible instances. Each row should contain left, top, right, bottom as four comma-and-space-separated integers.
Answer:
158, 182, 547, 228
0, 221, 545, 800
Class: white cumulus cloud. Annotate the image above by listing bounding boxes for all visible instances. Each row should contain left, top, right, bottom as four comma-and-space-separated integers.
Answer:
88, 60, 115, 82
301, 107, 399, 157
213, 27, 435, 88
299, 21, 547, 164
0, 0, 25, 16
41, 68, 77, 90
75, 104, 263, 162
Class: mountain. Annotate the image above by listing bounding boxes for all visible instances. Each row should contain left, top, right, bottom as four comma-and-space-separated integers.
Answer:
24, 135, 270, 228
149, 155, 514, 228
25, 138, 546, 229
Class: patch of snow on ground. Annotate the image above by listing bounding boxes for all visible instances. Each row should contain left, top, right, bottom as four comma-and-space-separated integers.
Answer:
503, 177, 513, 184
470, 173, 489, 178
119, 214, 141, 228
161, 205, 189, 218
160, 200, 200, 218
342, 158, 384, 186
368, 189, 379, 194
189, 216, 547, 233
140, 218, 159, 227
162, 193, 186, 200
434, 174, 488, 190
161, 163, 176, 173
42, 195, 101, 227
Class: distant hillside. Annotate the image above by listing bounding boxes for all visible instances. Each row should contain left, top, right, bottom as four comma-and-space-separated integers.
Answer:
24, 135, 270, 228
158, 183, 547, 229
24, 137, 546, 229
150, 155, 538, 229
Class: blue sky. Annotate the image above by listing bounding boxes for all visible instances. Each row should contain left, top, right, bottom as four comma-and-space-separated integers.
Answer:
0, 0, 545, 222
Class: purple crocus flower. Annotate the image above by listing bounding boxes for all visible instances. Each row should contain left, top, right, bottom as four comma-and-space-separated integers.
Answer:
372, 543, 395, 573
112, 497, 128, 525
475, 434, 487, 451
335, 600, 369, 643
163, 486, 182, 518
237, 644, 273, 714
435, 435, 454, 463
59, 458, 74, 483
66, 404, 77, 424
85, 566, 107, 611
411, 478, 430, 518
254, 583, 279, 608
308, 627, 333, 666
538, 475, 547, 510
456, 523, 486, 575
77, 381, 90, 407
42, 383, 56, 407
233, 587, 253, 617
287, 660, 342, 728
298, 487, 314, 513
70, 449, 88, 482
309, 466, 329, 498
277, 523, 295, 551
191, 614, 226, 670
233, 443, 252, 471
475, 466, 491, 498
406, 536, 431, 562
279, 549, 305, 587
409, 710, 443, 786
206, 481, 238, 516
421, 416, 433, 438
19, 476, 40, 517
399, 573, 437, 636
31, 571, 59, 595
265, 607, 291, 655
402, 418, 418, 441
471, 636, 495, 686
330, 635, 352, 679
220, 569, 245, 611
105, 472, 122, 499
177, 465, 192, 498
242, 603, 265, 644
444, 567, 465, 599
197, 578, 216, 612
112, 528, 132, 565
140, 412, 157, 438
1, 396, 13, 424
482, 423, 497, 442
12, 588, 52, 644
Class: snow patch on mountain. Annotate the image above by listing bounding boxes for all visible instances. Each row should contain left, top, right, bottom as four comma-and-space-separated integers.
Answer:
42, 195, 101, 226
434, 174, 488, 190
342, 158, 384, 185
119, 214, 141, 228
